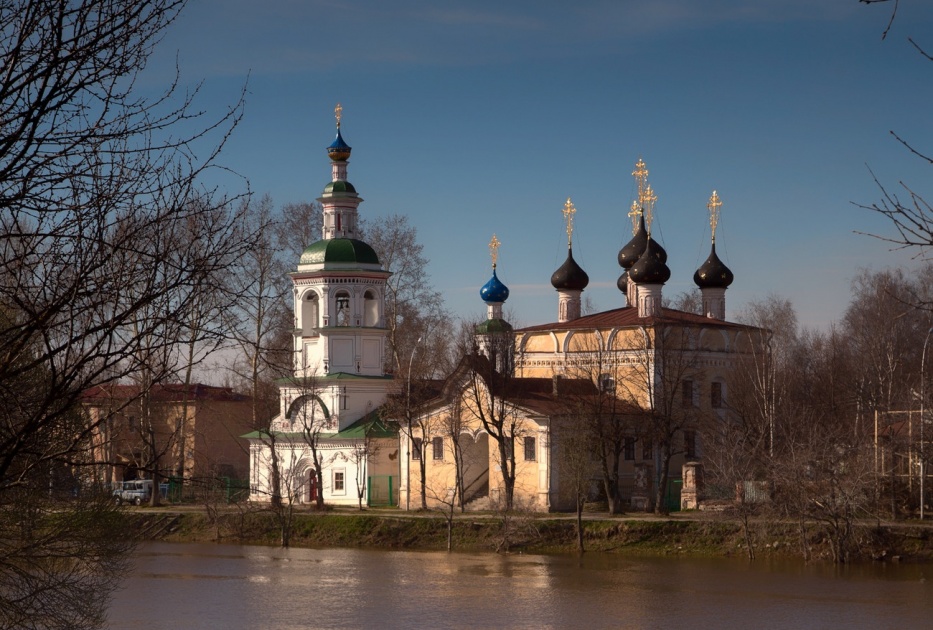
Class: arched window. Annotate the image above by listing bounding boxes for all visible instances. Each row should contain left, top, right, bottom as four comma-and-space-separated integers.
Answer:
303, 292, 319, 333
363, 290, 378, 327
335, 290, 351, 326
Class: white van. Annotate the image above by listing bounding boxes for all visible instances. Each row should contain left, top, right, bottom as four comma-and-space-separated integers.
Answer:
112, 479, 152, 505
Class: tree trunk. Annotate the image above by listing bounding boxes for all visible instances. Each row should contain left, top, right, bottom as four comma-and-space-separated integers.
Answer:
576, 500, 585, 553
654, 446, 672, 515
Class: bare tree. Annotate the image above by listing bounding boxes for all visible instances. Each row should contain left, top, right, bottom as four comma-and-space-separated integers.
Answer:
348, 433, 381, 511
462, 338, 523, 511
554, 416, 598, 552
361, 214, 451, 376
386, 377, 439, 510
227, 195, 290, 428
858, 0, 933, 253
558, 333, 638, 515
613, 324, 700, 514
0, 1, 247, 625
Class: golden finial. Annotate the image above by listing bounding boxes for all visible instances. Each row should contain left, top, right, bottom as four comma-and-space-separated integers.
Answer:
632, 158, 649, 198
630, 158, 653, 234
489, 234, 501, 269
562, 198, 576, 247
628, 200, 641, 235
642, 183, 657, 234
335, 103, 343, 128
707, 190, 722, 243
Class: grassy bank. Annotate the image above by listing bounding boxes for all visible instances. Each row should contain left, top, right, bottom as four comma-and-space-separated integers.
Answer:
129, 508, 933, 562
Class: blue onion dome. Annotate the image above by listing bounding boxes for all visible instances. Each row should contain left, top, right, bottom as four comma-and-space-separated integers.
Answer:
629, 237, 671, 284
480, 268, 510, 303
617, 270, 628, 295
551, 247, 589, 291
694, 242, 734, 288
327, 127, 352, 161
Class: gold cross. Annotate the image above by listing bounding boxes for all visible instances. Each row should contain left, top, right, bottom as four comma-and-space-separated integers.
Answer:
642, 183, 657, 234
628, 200, 641, 235
335, 103, 343, 128
707, 190, 722, 242
632, 158, 649, 198
562, 198, 576, 246
489, 234, 501, 269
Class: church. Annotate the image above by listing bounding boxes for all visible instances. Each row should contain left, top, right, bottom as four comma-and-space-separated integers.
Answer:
248, 108, 761, 512
246, 106, 398, 507
398, 164, 761, 512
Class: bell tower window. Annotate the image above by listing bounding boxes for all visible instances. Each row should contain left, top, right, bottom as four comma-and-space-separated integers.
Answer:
363, 290, 378, 327
335, 291, 351, 326
303, 292, 319, 334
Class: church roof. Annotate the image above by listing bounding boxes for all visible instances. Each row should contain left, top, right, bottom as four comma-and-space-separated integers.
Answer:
480, 268, 509, 303
551, 246, 589, 291
515, 306, 754, 332
420, 353, 641, 417
323, 180, 357, 194
694, 242, 734, 289
300, 238, 380, 266
475, 318, 513, 334
327, 126, 352, 161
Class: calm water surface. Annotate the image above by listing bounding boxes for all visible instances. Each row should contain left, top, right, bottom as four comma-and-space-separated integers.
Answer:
108, 542, 932, 629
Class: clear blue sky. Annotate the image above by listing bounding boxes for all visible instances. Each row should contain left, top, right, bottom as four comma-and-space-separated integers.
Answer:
147, 0, 933, 330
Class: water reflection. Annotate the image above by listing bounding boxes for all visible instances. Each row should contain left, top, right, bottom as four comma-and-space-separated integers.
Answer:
108, 542, 932, 629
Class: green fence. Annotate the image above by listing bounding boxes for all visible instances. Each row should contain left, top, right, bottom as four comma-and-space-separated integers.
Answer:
664, 478, 682, 512
367, 475, 398, 507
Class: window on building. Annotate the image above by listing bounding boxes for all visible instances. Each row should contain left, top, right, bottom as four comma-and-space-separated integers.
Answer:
432, 436, 444, 460
363, 290, 378, 327
599, 373, 615, 392
624, 436, 636, 461
524, 436, 536, 462
304, 292, 319, 332
684, 430, 697, 459
711, 382, 723, 409
505, 437, 514, 460
682, 379, 694, 408
335, 291, 351, 326
333, 470, 345, 493
127, 415, 136, 430
642, 437, 653, 460
411, 438, 422, 460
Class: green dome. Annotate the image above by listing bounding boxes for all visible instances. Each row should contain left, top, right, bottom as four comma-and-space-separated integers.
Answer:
475, 318, 513, 334
323, 180, 357, 194
300, 238, 380, 266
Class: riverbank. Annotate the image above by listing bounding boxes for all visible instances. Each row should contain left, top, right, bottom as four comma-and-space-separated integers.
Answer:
128, 506, 933, 562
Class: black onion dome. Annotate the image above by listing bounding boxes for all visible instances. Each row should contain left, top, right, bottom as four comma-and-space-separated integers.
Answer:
551, 247, 589, 291
618, 215, 647, 269
617, 270, 628, 295
693, 242, 734, 288
618, 214, 668, 269
629, 238, 671, 285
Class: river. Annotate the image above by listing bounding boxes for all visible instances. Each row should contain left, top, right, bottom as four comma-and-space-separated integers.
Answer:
107, 542, 932, 629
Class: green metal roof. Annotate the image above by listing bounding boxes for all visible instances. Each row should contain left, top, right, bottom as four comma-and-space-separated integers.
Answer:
241, 408, 396, 441
475, 318, 513, 334
323, 180, 357, 194
299, 238, 380, 266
